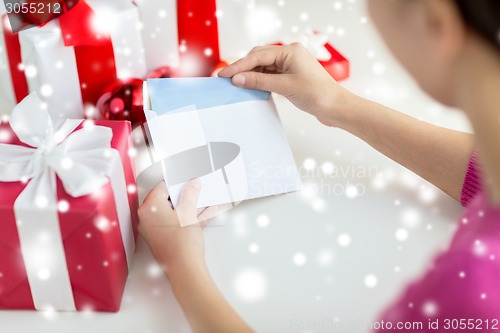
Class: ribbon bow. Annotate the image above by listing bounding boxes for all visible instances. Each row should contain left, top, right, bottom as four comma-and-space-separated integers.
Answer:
0, 93, 134, 311
0, 93, 112, 197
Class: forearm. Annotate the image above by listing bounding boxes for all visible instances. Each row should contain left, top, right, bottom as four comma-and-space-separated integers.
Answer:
166, 254, 254, 333
334, 92, 475, 201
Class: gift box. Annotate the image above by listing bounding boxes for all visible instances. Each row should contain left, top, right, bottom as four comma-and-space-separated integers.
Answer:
134, 0, 257, 76
17, 0, 147, 119
0, 93, 139, 312
0, 12, 29, 116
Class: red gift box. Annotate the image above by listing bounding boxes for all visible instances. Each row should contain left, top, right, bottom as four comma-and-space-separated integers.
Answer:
0, 93, 138, 312
12, 0, 147, 119
135, 0, 221, 77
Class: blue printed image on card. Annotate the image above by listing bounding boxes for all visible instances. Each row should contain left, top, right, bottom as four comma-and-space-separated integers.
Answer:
146, 77, 270, 115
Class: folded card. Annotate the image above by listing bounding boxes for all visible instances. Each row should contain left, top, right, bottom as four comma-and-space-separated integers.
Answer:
143, 77, 301, 210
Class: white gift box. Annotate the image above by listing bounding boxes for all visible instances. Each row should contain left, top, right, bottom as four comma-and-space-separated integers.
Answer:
135, 0, 258, 72
17, 0, 147, 119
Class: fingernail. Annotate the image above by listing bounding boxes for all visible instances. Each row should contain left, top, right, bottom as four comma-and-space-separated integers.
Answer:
191, 178, 201, 189
232, 74, 246, 86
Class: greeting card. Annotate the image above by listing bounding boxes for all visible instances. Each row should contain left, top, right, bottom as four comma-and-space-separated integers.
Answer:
143, 77, 301, 210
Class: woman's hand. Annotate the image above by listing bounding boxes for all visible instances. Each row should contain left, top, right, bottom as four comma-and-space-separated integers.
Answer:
138, 180, 254, 333
218, 43, 355, 127
220, 43, 476, 204
138, 179, 217, 271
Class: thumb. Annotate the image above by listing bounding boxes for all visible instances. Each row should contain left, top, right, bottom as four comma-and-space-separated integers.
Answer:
177, 178, 202, 219
141, 180, 171, 210
232, 72, 291, 95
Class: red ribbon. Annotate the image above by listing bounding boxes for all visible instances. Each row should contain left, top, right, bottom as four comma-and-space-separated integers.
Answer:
1, 15, 29, 104
177, 0, 221, 77
58, 1, 117, 105
321, 43, 350, 82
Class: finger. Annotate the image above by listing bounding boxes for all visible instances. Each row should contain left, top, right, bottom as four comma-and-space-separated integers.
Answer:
142, 181, 172, 208
177, 178, 202, 219
262, 65, 279, 73
197, 205, 218, 223
248, 45, 271, 54
198, 219, 212, 229
216, 203, 234, 216
232, 71, 293, 95
198, 206, 221, 229
218, 46, 284, 78
197, 207, 207, 217
253, 65, 279, 74
152, 180, 170, 197
218, 47, 276, 78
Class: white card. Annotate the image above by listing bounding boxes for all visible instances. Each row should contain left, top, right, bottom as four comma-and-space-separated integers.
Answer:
144, 77, 301, 208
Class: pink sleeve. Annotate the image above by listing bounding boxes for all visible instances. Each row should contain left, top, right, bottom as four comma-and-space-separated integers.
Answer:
460, 151, 482, 207
375, 194, 500, 332
375, 250, 500, 332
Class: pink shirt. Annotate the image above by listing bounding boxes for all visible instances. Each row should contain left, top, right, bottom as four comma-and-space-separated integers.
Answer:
377, 152, 500, 331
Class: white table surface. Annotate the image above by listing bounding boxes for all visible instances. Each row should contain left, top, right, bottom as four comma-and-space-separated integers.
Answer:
2, 0, 471, 332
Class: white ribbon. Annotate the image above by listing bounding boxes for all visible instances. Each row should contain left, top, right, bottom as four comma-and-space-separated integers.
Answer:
0, 93, 135, 311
